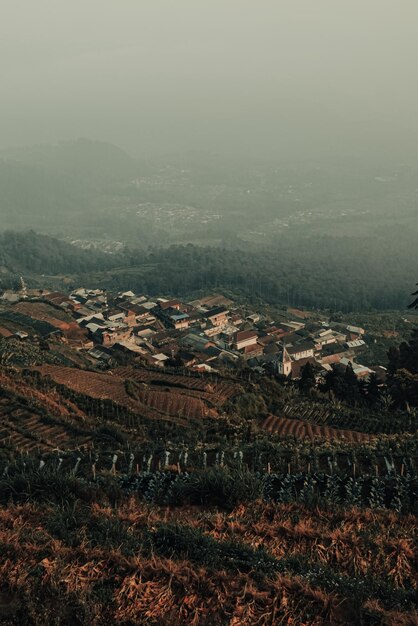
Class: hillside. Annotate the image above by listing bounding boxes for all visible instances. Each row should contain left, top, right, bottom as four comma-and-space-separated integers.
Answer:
0, 231, 117, 278
0, 355, 416, 624
0, 486, 416, 625
0, 295, 417, 624
1, 229, 417, 312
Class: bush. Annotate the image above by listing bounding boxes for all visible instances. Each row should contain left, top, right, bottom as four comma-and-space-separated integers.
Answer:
167, 466, 264, 510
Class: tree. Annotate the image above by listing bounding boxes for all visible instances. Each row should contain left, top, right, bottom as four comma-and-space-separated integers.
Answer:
408, 282, 418, 309
366, 372, 381, 405
298, 362, 316, 394
343, 362, 360, 403
387, 346, 401, 377
398, 328, 418, 375
322, 367, 345, 397
389, 369, 418, 409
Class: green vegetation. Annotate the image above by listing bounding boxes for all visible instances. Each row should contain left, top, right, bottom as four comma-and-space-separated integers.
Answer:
1, 230, 417, 312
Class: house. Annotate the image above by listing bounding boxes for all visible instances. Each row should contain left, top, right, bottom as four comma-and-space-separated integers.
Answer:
118, 303, 152, 323
62, 323, 91, 349
42, 292, 74, 308
150, 353, 169, 367
157, 306, 190, 330
314, 329, 347, 350
243, 343, 264, 360
230, 313, 243, 326
114, 340, 147, 355
107, 309, 126, 323
203, 306, 229, 327
290, 356, 320, 379
119, 290, 136, 299
340, 358, 373, 379
280, 320, 305, 332
370, 366, 388, 384
257, 333, 279, 348
246, 313, 261, 324
233, 330, 258, 351
287, 341, 315, 361
320, 343, 346, 365
130, 295, 148, 305
0, 291, 21, 304
203, 326, 224, 339
88, 347, 113, 364
158, 299, 182, 311
347, 325, 365, 336
136, 327, 157, 340
181, 333, 214, 351
169, 313, 190, 330
176, 350, 198, 367
141, 301, 158, 310
313, 329, 337, 348
189, 294, 233, 309
93, 324, 132, 347
345, 339, 366, 350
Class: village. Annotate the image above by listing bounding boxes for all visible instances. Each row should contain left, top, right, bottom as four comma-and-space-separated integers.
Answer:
0, 281, 387, 384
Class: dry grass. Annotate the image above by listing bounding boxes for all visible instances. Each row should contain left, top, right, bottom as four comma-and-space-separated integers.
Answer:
0, 499, 416, 625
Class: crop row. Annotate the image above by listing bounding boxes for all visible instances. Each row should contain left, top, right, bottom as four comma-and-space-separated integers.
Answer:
121, 469, 418, 513
262, 414, 371, 442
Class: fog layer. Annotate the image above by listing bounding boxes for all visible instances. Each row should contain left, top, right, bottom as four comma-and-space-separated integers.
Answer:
2, 0, 418, 158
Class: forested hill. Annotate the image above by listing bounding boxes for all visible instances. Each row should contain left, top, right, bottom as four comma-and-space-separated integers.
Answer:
118, 236, 416, 311
0, 231, 117, 276
0, 231, 416, 312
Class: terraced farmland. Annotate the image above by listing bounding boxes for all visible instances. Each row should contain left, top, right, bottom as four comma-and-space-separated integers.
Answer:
0, 396, 90, 454
262, 414, 372, 442
115, 366, 240, 404
13, 301, 73, 331
34, 365, 223, 423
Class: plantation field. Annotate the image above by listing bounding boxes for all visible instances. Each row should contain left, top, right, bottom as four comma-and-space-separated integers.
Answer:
0, 310, 57, 338
269, 394, 418, 436
114, 366, 240, 405
34, 365, 234, 422
262, 414, 372, 443
12, 301, 73, 330
0, 370, 94, 453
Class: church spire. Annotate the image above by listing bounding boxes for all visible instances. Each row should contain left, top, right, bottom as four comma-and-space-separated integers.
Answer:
278, 341, 292, 377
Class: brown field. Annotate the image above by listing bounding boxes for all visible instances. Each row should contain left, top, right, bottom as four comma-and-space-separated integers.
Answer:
0, 370, 93, 453
34, 365, 222, 422
115, 366, 240, 404
13, 302, 73, 330
262, 414, 372, 442
287, 307, 314, 320
0, 499, 415, 625
0, 404, 77, 453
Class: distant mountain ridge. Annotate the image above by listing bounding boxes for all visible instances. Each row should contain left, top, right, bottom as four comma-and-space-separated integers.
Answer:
0, 139, 140, 232
1, 138, 138, 184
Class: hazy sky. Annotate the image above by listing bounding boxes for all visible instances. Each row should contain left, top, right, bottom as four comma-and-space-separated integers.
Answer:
1, 0, 418, 158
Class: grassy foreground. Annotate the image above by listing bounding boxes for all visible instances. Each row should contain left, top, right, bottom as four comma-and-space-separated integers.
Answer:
0, 467, 416, 625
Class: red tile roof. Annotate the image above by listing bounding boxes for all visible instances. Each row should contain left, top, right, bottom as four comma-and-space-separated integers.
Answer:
234, 330, 258, 342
